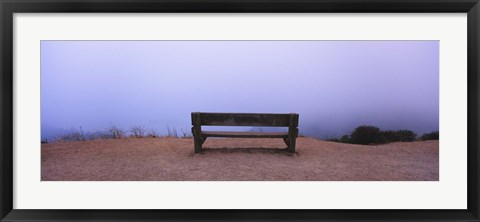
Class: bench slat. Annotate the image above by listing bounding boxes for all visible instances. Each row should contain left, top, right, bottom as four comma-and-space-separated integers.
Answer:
201, 131, 288, 138
198, 113, 293, 126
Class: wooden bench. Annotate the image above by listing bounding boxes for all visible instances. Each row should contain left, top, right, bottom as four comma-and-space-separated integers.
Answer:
191, 112, 299, 153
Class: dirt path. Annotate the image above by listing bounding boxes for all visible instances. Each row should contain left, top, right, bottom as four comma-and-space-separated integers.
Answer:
41, 137, 438, 181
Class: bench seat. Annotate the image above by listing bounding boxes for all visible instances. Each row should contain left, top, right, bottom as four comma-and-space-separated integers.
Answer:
201, 131, 288, 138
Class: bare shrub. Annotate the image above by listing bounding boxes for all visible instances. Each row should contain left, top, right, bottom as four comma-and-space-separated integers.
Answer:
147, 129, 159, 138
57, 127, 86, 142
180, 128, 192, 138
106, 126, 126, 139
88, 131, 110, 140
166, 125, 178, 138
130, 125, 146, 138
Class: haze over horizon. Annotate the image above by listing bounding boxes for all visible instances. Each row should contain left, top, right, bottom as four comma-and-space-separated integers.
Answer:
41, 40, 439, 140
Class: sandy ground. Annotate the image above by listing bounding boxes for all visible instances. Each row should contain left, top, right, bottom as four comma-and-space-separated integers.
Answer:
41, 137, 438, 181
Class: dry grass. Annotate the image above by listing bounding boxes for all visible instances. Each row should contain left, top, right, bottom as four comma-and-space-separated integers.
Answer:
41, 137, 438, 181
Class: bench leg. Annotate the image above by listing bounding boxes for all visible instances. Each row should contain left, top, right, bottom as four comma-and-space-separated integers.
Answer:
194, 137, 204, 153
287, 137, 296, 153
192, 113, 205, 153
286, 128, 298, 153
192, 124, 204, 153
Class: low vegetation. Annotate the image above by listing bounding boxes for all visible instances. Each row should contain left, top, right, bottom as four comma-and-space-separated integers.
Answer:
130, 125, 146, 138
46, 125, 192, 143
420, 131, 439, 141
350, 125, 386, 145
327, 125, 438, 145
57, 126, 86, 142
46, 124, 439, 145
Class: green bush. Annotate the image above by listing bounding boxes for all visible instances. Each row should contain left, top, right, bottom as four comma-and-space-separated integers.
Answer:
383, 129, 416, 142
326, 138, 340, 142
420, 131, 439, 140
340, 134, 351, 143
326, 125, 421, 145
350, 125, 385, 145
394, 129, 417, 142
382, 130, 399, 142
326, 134, 350, 143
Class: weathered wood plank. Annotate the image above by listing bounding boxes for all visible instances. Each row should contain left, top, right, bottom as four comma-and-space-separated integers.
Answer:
202, 131, 288, 138
199, 113, 292, 126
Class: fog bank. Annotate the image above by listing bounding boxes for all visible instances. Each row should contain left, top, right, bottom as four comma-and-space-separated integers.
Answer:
41, 41, 439, 140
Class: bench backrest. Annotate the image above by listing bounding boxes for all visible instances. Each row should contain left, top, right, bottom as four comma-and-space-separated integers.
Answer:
191, 112, 299, 127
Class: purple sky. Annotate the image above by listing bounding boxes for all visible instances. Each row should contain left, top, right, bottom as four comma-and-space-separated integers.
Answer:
41, 41, 439, 139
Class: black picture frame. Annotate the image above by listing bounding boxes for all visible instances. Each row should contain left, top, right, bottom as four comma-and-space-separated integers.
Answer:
1, 0, 479, 221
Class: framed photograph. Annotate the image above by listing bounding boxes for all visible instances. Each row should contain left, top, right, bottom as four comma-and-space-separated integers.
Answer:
1, 0, 479, 221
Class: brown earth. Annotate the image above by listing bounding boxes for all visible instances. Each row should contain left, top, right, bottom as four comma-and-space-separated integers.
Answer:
41, 137, 438, 181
